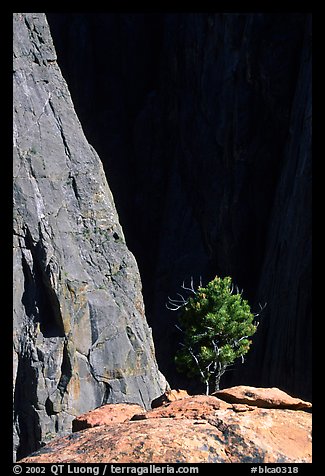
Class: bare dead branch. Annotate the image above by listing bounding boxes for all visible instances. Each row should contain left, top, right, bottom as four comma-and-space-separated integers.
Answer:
187, 347, 209, 391
181, 276, 197, 295
166, 289, 190, 311
166, 302, 184, 311
166, 277, 202, 311
253, 302, 267, 317
236, 335, 249, 343
167, 295, 187, 305
211, 339, 220, 356
176, 293, 189, 303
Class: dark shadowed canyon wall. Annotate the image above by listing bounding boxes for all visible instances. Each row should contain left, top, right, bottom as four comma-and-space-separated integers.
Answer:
47, 13, 311, 401
44, 15, 312, 403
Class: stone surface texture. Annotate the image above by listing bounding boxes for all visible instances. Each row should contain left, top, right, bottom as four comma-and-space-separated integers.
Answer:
13, 13, 166, 461
72, 403, 144, 432
20, 388, 312, 463
214, 385, 313, 410
151, 388, 190, 408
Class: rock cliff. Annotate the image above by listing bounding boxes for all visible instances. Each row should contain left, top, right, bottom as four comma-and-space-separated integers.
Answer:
13, 13, 166, 461
47, 13, 312, 399
20, 387, 312, 463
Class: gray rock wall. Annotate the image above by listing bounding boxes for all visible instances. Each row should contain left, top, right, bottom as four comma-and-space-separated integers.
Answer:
13, 13, 166, 461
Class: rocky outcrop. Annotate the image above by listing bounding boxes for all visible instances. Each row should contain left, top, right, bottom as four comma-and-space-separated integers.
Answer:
151, 388, 189, 408
214, 385, 312, 410
13, 13, 166, 461
47, 13, 312, 400
20, 387, 312, 463
72, 403, 145, 432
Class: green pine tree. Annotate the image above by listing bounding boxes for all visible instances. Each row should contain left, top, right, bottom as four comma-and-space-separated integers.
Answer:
173, 276, 259, 394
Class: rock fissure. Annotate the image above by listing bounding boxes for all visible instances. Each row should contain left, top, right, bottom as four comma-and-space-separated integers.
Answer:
48, 98, 72, 159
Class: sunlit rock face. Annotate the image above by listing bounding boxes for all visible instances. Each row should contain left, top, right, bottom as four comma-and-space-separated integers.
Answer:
13, 12, 166, 461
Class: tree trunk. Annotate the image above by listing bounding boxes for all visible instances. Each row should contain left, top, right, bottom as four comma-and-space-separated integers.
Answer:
213, 364, 227, 393
214, 375, 221, 392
